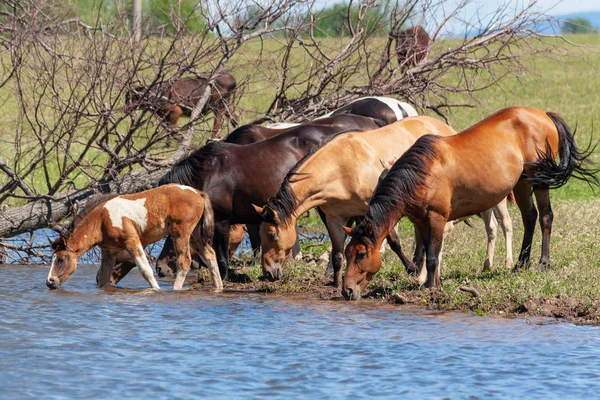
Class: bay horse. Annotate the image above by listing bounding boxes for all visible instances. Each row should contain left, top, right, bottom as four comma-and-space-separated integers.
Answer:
126, 72, 238, 137
156, 114, 384, 280
46, 184, 222, 291
394, 25, 431, 69
342, 107, 599, 300
253, 116, 512, 287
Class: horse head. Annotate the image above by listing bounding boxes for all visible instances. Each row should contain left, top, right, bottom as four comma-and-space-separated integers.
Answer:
253, 204, 297, 282
341, 223, 382, 301
46, 236, 79, 290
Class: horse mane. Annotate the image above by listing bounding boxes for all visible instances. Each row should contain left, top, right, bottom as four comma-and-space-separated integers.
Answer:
263, 129, 357, 225
158, 141, 229, 187
65, 193, 120, 236
222, 124, 258, 143
357, 134, 440, 245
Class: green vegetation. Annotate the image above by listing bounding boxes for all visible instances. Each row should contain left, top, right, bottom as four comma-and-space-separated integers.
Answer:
562, 18, 598, 34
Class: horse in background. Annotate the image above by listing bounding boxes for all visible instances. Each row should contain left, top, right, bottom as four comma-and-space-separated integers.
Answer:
393, 26, 431, 69
47, 184, 222, 291
126, 72, 238, 137
342, 107, 599, 299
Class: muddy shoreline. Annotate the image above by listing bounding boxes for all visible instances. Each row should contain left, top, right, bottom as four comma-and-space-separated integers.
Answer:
191, 262, 600, 326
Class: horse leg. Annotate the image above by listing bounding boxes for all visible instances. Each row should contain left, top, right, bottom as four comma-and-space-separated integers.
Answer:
385, 228, 419, 274
533, 188, 553, 271
211, 109, 223, 138
423, 214, 447, 289
414, 225, 427, 286
325, 216, 347, 288
512, 180, 538, 271
214, 220, 231, 279
292, 222, 302, 260
246, 224, 261, 263
126, 241, 160, 289
494, 198, 514, 269
97, 250, 117, 288
480, 208, 498, 272
196, 244, 223, 291
168, 105, 183, 127
171, 234, 193, 291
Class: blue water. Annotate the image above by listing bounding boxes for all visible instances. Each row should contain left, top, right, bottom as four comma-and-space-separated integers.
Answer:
0, 264, 598, 399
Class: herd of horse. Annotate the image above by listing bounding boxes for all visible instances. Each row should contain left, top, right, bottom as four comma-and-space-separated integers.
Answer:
46, 89, 599, 302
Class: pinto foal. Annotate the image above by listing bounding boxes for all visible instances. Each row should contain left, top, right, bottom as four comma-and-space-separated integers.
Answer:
47, 184, 222, 291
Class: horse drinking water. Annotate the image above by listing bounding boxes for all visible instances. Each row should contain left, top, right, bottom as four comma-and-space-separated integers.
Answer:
46, 184, 222, 291
342, 107, 599, 300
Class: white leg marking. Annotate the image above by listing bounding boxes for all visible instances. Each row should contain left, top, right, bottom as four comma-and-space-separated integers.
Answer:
134, 246, 160, 290
495, 198, 514, 268
481, 209, 498, 271
200, 245, 223, 291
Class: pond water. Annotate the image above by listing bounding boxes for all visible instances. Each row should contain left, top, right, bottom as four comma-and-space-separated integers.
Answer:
1, 264, 599, 399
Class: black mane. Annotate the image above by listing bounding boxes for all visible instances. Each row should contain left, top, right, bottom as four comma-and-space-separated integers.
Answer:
357, 134, 441, 245
263, 130, 356, 224
158, 141, 229, 187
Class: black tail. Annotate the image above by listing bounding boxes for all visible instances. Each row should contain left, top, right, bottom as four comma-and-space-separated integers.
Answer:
527, 112, 600, 190
198, 192, 215, 247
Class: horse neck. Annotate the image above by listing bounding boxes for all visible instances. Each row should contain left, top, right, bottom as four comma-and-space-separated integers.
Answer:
288, 162, 334, 217
67, 213, 103, 256
366, 202, 405, 245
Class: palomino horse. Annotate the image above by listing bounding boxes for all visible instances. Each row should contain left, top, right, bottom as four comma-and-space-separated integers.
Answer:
393, 26, 431, 69
46, 184, 222, 291
126, 72, 238, 136
156, 114, 384, 280
342, 107, 599, 299
254, 116, 512, 287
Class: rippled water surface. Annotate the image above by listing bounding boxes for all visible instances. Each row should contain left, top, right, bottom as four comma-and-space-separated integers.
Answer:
1, 265, 599, 399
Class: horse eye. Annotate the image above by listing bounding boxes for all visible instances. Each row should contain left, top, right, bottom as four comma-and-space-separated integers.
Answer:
356, 251, 367, 260
268, 232, 277, 240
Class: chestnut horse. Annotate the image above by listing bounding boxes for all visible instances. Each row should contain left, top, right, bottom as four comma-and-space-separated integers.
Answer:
342, 107, 599, 299
47, 184, 222, 291
394, 25, 431, 69
126, 72, 238, 136
254, 117, 512, 287
156, 114, 384, 280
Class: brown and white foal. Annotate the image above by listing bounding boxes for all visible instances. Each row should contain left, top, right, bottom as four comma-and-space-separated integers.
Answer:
47, 184, 222, 291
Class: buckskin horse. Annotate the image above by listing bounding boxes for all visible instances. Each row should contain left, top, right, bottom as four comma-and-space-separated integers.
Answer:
253, 116, 513, 287
126, 72, 238, 136
155, 114, 384, 280
46, 184, 222, 291
342, 107, 599, 300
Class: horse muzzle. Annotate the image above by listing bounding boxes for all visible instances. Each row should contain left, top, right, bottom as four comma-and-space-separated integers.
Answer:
46, 277, 61, 290
263, 264, 283, 281
342, 285, 361, 301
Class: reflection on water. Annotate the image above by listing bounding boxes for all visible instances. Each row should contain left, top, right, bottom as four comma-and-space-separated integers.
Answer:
0, 265, 599, 399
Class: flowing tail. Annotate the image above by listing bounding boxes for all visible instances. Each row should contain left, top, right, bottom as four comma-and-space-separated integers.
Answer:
198, 192, 215, 247
527, 112, 600, 189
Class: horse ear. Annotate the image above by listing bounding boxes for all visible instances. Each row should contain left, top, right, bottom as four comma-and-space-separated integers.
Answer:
341, 225, 353, 237
251, 204, 264, 215
50, 237, 65, 251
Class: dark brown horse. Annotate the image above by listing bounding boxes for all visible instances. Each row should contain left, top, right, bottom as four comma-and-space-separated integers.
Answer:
342, 107, 599, 300
126, 72, 238, 136
157, 114, 384, 279
394, 25, 431, 69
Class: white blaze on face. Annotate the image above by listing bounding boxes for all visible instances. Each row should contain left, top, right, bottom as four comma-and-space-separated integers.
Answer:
47, 255, 56, 280
177, 185, 198, 193
104, 197, 148, 231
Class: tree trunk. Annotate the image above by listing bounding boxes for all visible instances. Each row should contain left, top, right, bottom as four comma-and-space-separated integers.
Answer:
0, 167, 167, 239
